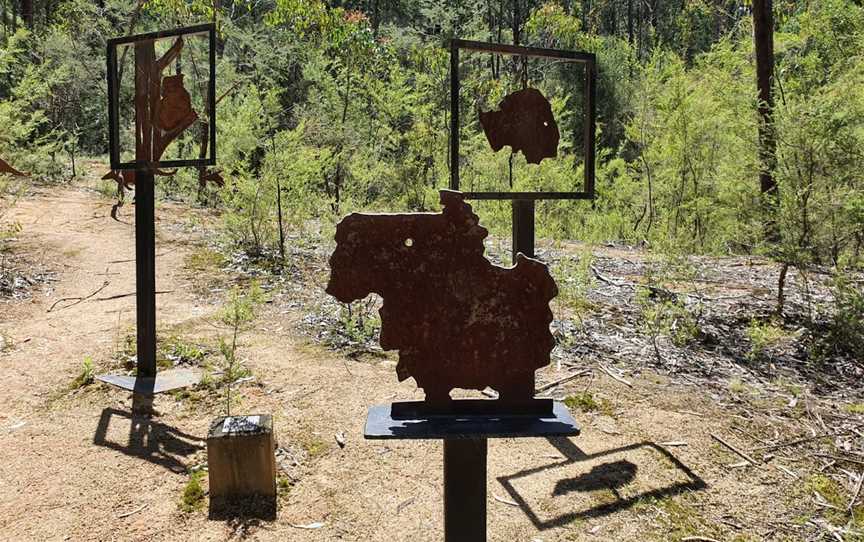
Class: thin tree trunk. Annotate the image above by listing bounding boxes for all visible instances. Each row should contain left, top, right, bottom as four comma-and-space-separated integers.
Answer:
627, 0, 634, 45
753, 0, 778, 242
20, 0, 32, 28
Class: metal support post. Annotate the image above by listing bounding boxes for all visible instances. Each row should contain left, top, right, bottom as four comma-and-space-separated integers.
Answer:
511, 199, 535, 261
444, 438, 487, 541
134, 171, 157, 378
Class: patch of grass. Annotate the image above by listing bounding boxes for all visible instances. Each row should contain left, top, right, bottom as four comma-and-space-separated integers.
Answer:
746, 319, 792, 362
845, 403, 864, 415
335, 298, 380, 346
179, 470, 207, 513
728, 378, 754, 396
0, 331, 12, 353
162, 334, 209, 366
277, 476, 293, 498
564, 391, 614, 416
95, 179, 120, 200
70, 356, 95, 389
185, 246, 225, 273
553, 250, 597, 325
300, 435, 330, 459
775, 377, 805, 398
113, 330, 211, 373
645, 495, 719, 540
804, 474, 864, 531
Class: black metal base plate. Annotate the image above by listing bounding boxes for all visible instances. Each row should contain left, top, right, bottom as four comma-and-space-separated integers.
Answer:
391, 398, 553, 418
96, 368, 201, 395
365, 401, 580, 440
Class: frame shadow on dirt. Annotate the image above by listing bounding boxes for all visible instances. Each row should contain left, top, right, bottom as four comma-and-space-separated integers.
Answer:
497, 437, 707, 529
92, 395, 203, 474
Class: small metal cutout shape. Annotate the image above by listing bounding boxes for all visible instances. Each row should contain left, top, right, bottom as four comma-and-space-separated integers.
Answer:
479, 87, 560, 165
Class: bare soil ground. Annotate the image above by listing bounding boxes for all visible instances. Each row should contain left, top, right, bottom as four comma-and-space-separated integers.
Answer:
1, 169, 862, 541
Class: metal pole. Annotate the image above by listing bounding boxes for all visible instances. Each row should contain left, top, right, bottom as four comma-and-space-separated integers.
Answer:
134, 41, 157, 379
444, 438, 487, 542
134, 172, 157, 378
449, 42, 460, 191
511, 199, 535, 262
511, 199, 536, 397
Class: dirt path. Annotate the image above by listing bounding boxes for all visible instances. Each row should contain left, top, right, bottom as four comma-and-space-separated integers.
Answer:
0, 182, 838, 541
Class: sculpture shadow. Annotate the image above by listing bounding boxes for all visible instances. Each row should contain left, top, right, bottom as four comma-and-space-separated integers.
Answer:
93, 395, 203, 474
496, 437, 707, 530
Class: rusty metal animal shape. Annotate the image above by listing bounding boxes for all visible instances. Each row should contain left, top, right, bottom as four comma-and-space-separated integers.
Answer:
479, 87, 560, 165
326, 190, 558, 406
0, 157, 27, 177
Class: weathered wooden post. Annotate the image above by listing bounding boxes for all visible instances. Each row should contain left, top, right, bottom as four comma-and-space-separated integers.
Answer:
206, 414, 277, 518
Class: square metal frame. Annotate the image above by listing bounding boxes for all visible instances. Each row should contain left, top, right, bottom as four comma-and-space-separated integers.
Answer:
107, 23, 217, 170
449, 39, 596, 201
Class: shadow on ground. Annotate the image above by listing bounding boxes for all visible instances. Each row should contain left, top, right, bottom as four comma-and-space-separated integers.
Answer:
92, 394, 203, 474
497, 437, 707, 530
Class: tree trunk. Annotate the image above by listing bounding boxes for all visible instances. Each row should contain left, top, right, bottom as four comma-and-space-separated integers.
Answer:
753, 0, 778, 242
627, 0, 634, 45
371, 0, 380, 35
21, 0, 33, 28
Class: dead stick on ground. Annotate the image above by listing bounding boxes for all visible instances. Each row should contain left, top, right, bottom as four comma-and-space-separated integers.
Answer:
598, 364, 633, 387
849, 471, 863, 515
682, 537, 721, 542
711, 433, 759, 465
753, 428, 862, 452
96, 290, 174, 301
535, 369, 592, 393
116, 503, 148, 518
47, 281, 110, 312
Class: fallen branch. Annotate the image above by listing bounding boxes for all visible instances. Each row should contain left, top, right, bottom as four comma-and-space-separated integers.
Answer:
96, 290, 174, 301
849, 471, 863, 516
814, 454, 864, 467
535, 369, 592, 393
598, 364, 633, 387
711, 433, 759, 465
47, 281, 110, 312
493, 493, 519, 507
682, 537, 721, 542
116, 503, 148, 518
753, 429, 857, 453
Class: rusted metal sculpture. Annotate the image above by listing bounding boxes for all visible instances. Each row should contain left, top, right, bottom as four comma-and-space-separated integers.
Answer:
99, 24, 215, 398
135, 37, 199, 167
479, 87, 560, 165
327, 190, 558, 410
0, 157, 27, 177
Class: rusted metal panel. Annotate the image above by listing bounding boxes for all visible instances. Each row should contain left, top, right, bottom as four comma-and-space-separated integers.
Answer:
479, 88, 560, 165
327, 190, 557, 412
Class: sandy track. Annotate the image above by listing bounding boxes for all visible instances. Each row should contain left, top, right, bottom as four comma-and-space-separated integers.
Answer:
0, 184, 805, 541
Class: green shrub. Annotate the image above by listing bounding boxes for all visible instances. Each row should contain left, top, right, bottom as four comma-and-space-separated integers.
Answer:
827, 271, 864, 358
179, 470, 206, 513
70, 356, 94, 389
746, 319, 791, 362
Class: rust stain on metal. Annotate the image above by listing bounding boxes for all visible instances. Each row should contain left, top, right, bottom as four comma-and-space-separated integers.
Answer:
326, 190, 558, 406
479, 87, 560, 165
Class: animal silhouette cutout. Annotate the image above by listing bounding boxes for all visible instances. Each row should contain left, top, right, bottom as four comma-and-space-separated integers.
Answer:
479, 87, 560, 165
326, 190, 558, 406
